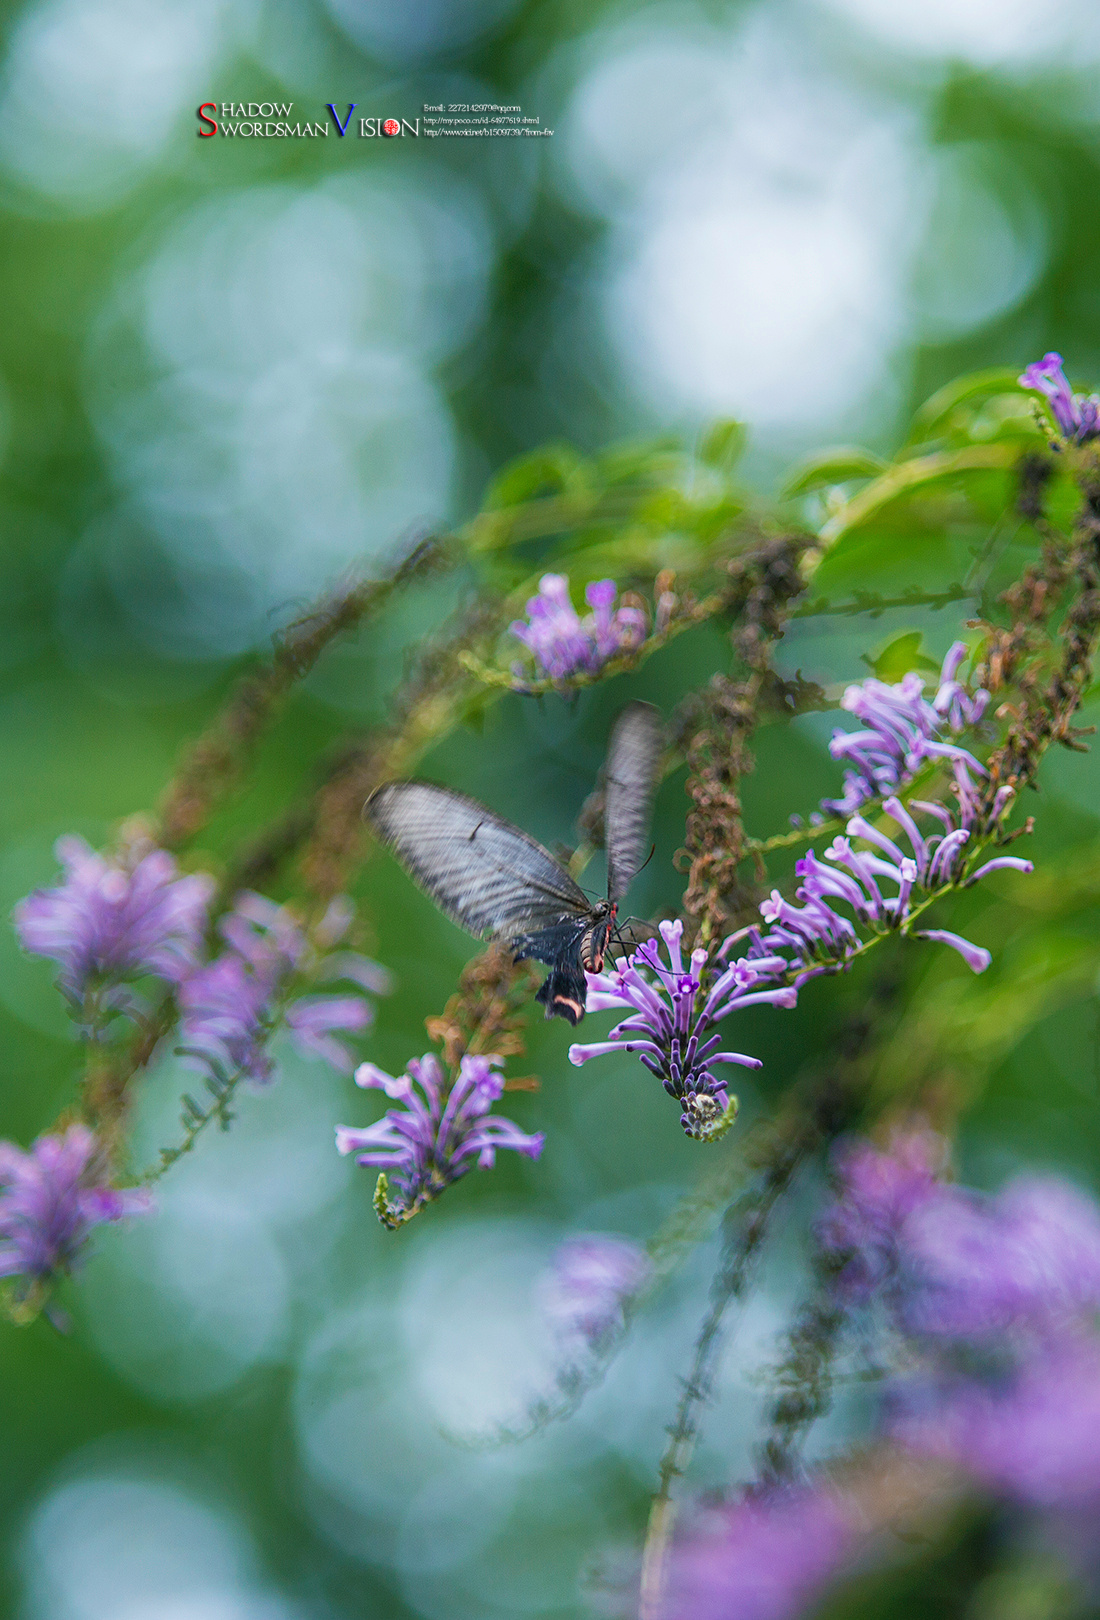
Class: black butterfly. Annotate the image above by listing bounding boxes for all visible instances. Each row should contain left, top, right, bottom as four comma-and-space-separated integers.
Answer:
365, 701, 662, 1024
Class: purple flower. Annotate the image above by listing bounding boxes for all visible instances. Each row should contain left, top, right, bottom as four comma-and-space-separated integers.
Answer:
903, 1176, 1100, 1343
665, 1488, 856, 1620
13, 836, 214, 1007
337, 1052, 544, 1224
932, 643, 990, 733
822, 644, 987, 819
539, 1233, 651, 1348
568, 920, 796, 1139
0, 1125, 150, 1290
816, 1129, 945, 1305
509, 573, 646, 683
895, 1338, 1100, 1507
1019, 353, 1100, 444
751, 779, 1030, 981
284, 996, 372, 1071
883, 776, 1028, 887
753, 871, 861, 983
178, 949, 277, 1085
179, 893, 385, 1085
819, 1135, 1100, 1343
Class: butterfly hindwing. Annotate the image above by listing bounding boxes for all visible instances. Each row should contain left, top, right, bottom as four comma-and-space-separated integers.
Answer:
365, 781, 590, 944
534, 956, 589, 1026
605, 701, 662, 902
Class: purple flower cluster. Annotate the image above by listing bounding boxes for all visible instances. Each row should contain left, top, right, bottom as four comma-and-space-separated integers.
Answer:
818, 1130, 1100, 1339
1019, 353, 1100, 444
13, 836, 387, 1087
815, 1127, 946, 1306
509, 574, 646, 682
819, 1129, 1100, 1512
896, 1338, 1100, 1508
336, 1052, 544, 1223
665, 1488, 856, 1620
668, 1141, 1100, 1620
179, 894, 387, 1085
569, 790, 1026, 1135
0, 1125, 150, 1292
569, 920, 796, 1139
539, 1233, 651, 1349
14, 836, 214, 1010
822, 642, 988, 818
754, 780, 1030, 981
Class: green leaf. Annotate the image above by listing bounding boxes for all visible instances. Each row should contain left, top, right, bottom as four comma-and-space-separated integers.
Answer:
698, 419, 748, 474
781, 446, 888, 496
818, 444, 1022, 547
859, 631, 941, 680
593, 437, 683, 486
482, 445, 589, 510
903, 367, 1031, 447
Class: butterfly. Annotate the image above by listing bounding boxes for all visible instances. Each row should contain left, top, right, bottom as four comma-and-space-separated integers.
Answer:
365, 701, 662, 1024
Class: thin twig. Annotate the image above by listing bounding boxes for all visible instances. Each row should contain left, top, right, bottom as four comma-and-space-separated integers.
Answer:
157, 537, 448, 850
144, 1066, 247, 1183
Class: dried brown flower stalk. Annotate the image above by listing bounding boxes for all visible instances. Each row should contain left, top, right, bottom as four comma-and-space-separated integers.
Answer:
984, 455, 1100, 799
679, 536, 814, 941
425, 943, 540, 1081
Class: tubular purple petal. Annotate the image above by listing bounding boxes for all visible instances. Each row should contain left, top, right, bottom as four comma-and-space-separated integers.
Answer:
966, 856, 1034, 882
915, 929, 991, 972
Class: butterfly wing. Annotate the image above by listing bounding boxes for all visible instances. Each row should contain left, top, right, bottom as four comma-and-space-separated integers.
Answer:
365, 781, 591, 943
605, 701, 662, 902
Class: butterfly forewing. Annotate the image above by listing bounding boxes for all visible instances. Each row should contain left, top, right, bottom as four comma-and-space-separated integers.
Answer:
604, 701, 662, 902
365, 781, 590, 942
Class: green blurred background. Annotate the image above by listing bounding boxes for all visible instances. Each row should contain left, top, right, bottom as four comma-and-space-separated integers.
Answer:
2, 0, 1100, 1614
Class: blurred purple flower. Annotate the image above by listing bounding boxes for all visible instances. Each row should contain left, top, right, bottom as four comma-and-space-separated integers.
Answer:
819, 1134, 1100, 1343
816, 1129, 945, 1305
178, 949, 277, 1085
13, 835, 214, 1007
284, 996, 372, 1070
895, 1338, 1100, 1507
903, 1176, 1100, 1343
539, 1233, 651, 1348
822, 643, 987, 818
337, 1052, 544, 1222
932, 642, 990, 732
568, 919, 796, 1139
179, 893, 385, 1085
1019, 353, 1100, 444
510, 573, 646, 682
665, 1488, 856, 1620
0, 1125, 150, 1289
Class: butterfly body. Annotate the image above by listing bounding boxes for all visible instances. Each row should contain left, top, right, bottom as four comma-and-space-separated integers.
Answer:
365, 702, 660, 1024
512, 901, 617, 1025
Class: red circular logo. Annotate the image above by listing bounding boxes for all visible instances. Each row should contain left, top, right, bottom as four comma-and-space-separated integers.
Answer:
381, 118, 400, 137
